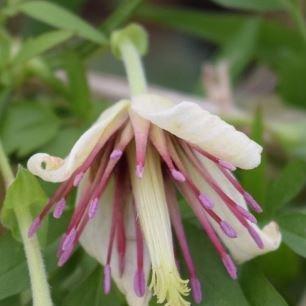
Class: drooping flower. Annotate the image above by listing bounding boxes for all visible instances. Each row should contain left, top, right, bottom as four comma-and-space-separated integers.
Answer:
27, 93, 281, 306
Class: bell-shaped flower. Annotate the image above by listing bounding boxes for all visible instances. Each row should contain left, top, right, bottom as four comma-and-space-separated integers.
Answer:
27, 94, 281, 306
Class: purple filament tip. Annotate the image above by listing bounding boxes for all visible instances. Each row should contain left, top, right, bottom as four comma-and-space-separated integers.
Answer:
236, 206, 257, 224
248, 226, 264, 249
110, 149, 123, 160
104, 264, 112, 294
28, 217, 41, 237
73, 172, 84, 187
218, 160, 236, 171
136, 164, 144, 178
171, 169, 186, 182
62, 228, 77, 251
220, 221, 237, 238
198, 194, 214, 209
53, 198, 66, 219
191, 277, 202, 304
222, 254, 237, 279
58, 246, 73, 267
244, 192, 263, 213
88, 198, 99, 219
134, 269, 146, 297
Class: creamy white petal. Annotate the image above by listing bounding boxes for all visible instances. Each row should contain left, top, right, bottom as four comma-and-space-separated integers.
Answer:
182, 153, 281, 263
128, 144, 190, 306
78, 176, 151, 306
132, 94, 262, 169
27, 100, 130, 182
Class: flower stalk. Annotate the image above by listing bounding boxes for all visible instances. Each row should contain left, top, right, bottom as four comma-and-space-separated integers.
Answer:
0, 140, 53, 306
111, 23, 148, 96
120, 38, 147, 96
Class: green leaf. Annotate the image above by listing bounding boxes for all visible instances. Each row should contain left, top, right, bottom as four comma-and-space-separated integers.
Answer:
13, 30, 73, 65
138, 5, 302, 64
0, 233, 30, 300
76, 0, 144, 58
65, 52, 92, 118
218, 19, 260, 79
139, 5, 250, 45
210, 0, 286, 12
184, 222, 250, 306
240, 263, 288, 306
265, 160, 306, 217
277, 53, 306, 108
62, 268, 125, 306
277, 210, 306, 257
18, 1, 107, 44
1, 167, 47, 241
0, 232, 59, 300
0, 101, 60, 157
218, 19, 260, 80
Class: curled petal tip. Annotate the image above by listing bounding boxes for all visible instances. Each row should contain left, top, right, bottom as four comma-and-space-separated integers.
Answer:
191, 277, 202, 304
28, 217, 41, 237
134, 270, 146, 297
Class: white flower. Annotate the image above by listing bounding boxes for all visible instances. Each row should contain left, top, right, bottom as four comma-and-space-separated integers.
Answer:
27, 94, 281, 306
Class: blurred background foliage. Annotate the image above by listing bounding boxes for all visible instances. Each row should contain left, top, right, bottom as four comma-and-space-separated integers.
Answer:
0, 0, 306, 305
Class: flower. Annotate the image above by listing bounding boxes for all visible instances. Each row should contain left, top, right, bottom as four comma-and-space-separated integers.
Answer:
27, 94, 281, 306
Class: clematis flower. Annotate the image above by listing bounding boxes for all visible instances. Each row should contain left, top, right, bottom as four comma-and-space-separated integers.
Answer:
27, 94, 281, 306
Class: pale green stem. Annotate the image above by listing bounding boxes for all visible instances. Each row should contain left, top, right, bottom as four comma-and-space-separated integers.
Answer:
15, 206, 53, 306
0, 140, 53, 306
0, 141, 14, 187
119, 38, 147, 96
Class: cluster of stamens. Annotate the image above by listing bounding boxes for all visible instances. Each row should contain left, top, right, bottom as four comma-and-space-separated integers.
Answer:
28, 115, 263, 304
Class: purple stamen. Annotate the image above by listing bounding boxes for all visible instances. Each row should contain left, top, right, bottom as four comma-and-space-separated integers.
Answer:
110, 149, 123, 160
62, 228, 77, 251
134, 269, 146, 297
103, 264, 112, 294
236, 206, 257, 224
218, 160, 236, 171
53, 198, 66, 219
198, 194, 214, 209
73, 172, 84, 187
28, 217, 41, 237
171, 169, 186, 182
136, 164, 144, 178
222, 254, 237, 279
58, 245, 73, 267
191, 277, 202, 304
88, 198, 99, 219
220, 220, 237, 238
248, 226, 264, 249
244, 192, 263, 213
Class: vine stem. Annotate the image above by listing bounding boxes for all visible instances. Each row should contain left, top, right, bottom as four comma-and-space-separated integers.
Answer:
0, 140, 53, 306
119, 38, 147, 96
